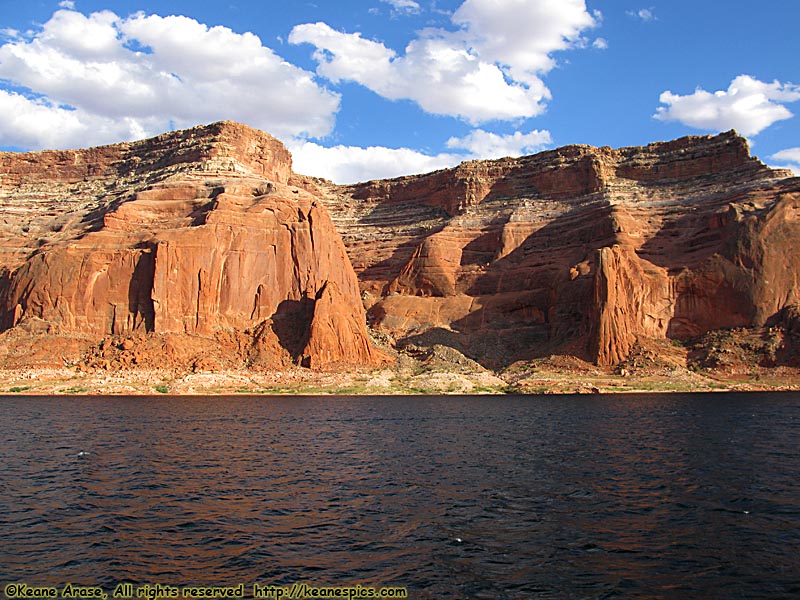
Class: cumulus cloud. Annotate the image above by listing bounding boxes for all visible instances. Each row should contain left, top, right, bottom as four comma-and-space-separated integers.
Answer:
654, 75, 800, 137
770, 148, 800, 163
450, 0, 597, 82
381, 0, 421, 15
290, 0, 598, 123
0, 8, 339, 149
0, 89, 160, 149
592, 37, 608, 50
290, 127, 552, 183
289, 140, 461, 183
290, 22, 546, 123
770, 147, 800, 175
446, 128, 551, 158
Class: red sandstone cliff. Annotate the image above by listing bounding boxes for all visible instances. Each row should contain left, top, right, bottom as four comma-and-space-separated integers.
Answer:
0, 122, 384, 370
312, 131, 800, 368
1, 122, 799, 374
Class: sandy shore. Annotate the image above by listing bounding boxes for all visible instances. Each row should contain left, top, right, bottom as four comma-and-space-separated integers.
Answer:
1, 363, 799, 395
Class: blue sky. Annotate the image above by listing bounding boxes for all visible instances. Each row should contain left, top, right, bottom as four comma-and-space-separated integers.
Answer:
0, 0, 798, 182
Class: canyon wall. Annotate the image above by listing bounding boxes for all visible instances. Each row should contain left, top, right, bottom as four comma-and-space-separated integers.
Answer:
0, 122, 383, 369
1, 122, 798, 371
313, 130, 800, 367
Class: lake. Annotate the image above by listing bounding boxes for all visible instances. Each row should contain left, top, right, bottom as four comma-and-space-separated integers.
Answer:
1, 393, 799, 599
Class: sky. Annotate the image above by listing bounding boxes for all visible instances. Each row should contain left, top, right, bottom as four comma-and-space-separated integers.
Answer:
0, 0, 798, 183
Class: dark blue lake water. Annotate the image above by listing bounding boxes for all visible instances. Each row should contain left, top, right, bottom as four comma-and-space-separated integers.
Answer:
1, 393, 799, 599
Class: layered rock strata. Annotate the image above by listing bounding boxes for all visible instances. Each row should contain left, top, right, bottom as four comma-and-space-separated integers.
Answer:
313, 131, 800, 367
0, 122, 383, 369
2, 123, 798, 372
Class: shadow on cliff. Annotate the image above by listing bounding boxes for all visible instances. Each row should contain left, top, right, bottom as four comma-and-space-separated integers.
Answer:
0, 268, 14, 331
128, 250, 156, 333
270, 297, 315, 359
360, 236, 442, 292
459, 213, 506, 267
637, 193, 739, 272
75, 187, 223, 240
636, 190, 794, 338
395, 197, 623, 369
356, 200, 449, 291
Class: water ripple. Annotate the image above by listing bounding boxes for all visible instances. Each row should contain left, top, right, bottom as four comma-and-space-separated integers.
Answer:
1, 393, 799, 599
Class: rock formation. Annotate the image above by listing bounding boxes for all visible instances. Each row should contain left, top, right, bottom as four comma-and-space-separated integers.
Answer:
310, 131, 800, 367
0, 122, 384, 370
1, 121, 799, 374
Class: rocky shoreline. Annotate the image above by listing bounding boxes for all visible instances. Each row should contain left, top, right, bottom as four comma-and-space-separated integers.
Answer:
2, 360, 797, 396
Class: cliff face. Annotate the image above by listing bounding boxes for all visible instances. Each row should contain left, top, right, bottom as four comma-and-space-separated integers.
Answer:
313, 131, 800, 367
0, 122, 383, 370
2, 122, 798, 372
0, 121, 291, 188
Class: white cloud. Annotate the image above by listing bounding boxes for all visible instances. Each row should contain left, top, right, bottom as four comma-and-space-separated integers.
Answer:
770, 147, 800, 163
450, 0, 597, 82
654, 75, 800, 137
290, 23, 395, 86
381, 0, 421, 15
290, 0, 598, 123
446, 128, 551, 158
627, 8, 656, 22
0, 89, 160, 149
0, 8, 339, 149
592, 37, 608, 50
290, 22, 546, 123
770, 147, 800, 175
290, 127, 552, 183
289, 140, 461, 183
58, 1, 76, 8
